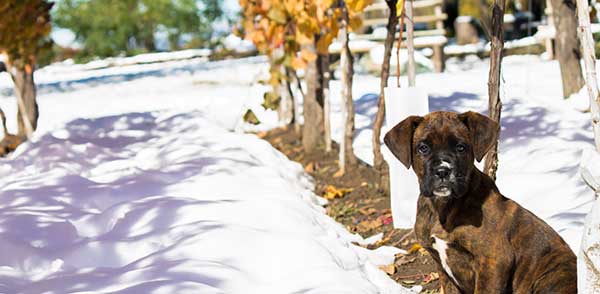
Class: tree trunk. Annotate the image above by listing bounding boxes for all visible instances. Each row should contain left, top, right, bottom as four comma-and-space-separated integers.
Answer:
284, 68, 297, 128
291, 69, 303, 134
9, 64, 38, 139
302, 43, 324, 153
483, 0, 505, 180
550, 0, 585, 98
373, 0, 398, 191
339, 7, 358, 173
576, 0, 600, 151
280, 74, 294, 125
322, 54, 332, 152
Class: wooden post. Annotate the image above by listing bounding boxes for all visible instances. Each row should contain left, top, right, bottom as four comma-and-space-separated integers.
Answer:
432, 4, 445, 72
576, 0, 600, 151
406, 0, 416, 86
483, 0, 505, 180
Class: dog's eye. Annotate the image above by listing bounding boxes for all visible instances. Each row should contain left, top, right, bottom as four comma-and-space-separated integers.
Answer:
417, 143, 430, 154
456, 143, 466, 153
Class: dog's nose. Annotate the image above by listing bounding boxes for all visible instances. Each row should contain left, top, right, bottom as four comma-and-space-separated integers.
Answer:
435, 167, 451, 179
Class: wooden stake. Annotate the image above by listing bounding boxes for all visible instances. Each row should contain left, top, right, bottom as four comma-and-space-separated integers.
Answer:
406, 0, 416, 87
396, 0, 406, 88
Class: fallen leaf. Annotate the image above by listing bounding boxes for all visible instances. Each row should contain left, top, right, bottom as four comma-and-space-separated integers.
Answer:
378, 264, 396, 275
305, 162, 314, 173
401, 280, 416, 285
323, 185, 353, 200
357, 219, 383, 232
360, 182, 368, 187
408, 243, 423, 254
379, 215, 393, 225
423, 272, 440, 284
358, 207, 377, 216
333, 169, 344, 178
396, 256, 416, 266
256, 131, 268, 138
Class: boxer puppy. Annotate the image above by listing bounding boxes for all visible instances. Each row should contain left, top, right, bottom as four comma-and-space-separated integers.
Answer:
384, 111, 576, 294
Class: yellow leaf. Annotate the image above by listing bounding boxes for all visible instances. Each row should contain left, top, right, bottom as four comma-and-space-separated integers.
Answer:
296, 30, 314, 45
267, 3, 287, 24
323, 185, 353, 200
407, 243, 422, 254
316, 35, 333, 55
292, 56, 308, 70
300, 48, 318, 62
396, 0, 405, 17
348, 14, 363, 32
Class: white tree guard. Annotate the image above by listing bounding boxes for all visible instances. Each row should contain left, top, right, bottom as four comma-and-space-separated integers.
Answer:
579, 149, 600, 293
383, 87, 429, 228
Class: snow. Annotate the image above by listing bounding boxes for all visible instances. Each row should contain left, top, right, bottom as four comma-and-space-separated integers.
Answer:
0, 68, 415, 292
0, 50, 596, 291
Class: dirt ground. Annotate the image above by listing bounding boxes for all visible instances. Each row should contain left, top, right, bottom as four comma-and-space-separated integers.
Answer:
259, 126, 441, 293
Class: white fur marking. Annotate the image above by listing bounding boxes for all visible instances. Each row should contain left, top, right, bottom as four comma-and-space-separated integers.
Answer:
432, 235, 459, 286
433, 187, 451, 197
440, 161, 452, 168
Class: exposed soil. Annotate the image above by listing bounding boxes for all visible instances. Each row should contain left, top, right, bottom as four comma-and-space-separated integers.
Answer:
259, 126, 441, 293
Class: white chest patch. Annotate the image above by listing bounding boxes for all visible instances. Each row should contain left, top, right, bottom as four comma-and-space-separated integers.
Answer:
431, 235, 459, 286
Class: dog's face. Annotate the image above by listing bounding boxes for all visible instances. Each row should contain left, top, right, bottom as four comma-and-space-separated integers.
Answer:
384, 111, 499, 198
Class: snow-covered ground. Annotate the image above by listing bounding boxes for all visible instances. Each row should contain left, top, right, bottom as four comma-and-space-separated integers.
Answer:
0, 52, 596, 292
0, 58, 412, 293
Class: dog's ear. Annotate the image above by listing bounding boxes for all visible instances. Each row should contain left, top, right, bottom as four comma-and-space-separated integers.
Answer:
384, 116, 423, 169
458, 111, 500, 162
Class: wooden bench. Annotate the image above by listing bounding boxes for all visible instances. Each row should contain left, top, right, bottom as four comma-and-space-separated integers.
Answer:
355, 0, 448, 72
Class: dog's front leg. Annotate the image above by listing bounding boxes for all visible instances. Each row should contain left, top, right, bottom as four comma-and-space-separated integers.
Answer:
438, 270, 461, 294
474, 257, 513, 294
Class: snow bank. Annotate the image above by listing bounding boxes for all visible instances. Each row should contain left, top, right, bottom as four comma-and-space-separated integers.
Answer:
579, 149, 600, 293
0, 110, 414, 293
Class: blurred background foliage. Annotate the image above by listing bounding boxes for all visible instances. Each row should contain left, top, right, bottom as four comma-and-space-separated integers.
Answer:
52, 0, 224, 61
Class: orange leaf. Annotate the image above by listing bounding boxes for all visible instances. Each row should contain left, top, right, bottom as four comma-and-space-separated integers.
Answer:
291, 56, 307, 70
300, 48, 317, 62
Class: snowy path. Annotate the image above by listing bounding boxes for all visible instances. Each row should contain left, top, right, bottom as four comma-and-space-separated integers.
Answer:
0, 110, 409, 293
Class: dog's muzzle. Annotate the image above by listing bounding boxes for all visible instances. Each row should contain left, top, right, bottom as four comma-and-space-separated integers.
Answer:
430, 160, 456, 197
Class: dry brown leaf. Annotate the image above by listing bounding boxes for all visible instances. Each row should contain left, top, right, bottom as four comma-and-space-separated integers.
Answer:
358, 207, 377, 216
378, 263, 396, 275
357, 219, 383, 232
333, 169, 344, 178
396, 256, 416, 266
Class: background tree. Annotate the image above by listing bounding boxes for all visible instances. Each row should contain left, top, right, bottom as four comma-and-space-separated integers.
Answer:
0, 0, 53, 140
338, 0, 373, 174
549, 0, 584, 98
372, 0, 398, 191
53, 0, 223, 59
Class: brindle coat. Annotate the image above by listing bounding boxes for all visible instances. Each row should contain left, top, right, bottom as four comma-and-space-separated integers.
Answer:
384, 111, 576, 294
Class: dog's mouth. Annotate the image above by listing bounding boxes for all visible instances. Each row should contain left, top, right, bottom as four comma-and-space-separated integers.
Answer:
432, 186, 451, 197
